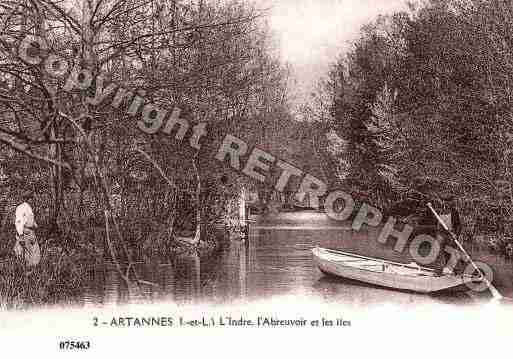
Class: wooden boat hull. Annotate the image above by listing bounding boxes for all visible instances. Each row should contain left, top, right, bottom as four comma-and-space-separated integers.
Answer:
312, 247, 480, 293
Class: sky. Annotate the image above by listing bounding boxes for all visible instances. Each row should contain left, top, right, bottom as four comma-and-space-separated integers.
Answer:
266, 0, 408, 103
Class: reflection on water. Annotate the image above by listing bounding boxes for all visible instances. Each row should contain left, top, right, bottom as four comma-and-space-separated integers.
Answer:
81, 212, 513, 307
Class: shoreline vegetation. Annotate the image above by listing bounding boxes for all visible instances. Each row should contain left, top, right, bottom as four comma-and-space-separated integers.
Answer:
0, 183, 243, 309
0, 213, 236, 310
0, 0, 273, 309
311, 0, 513, 262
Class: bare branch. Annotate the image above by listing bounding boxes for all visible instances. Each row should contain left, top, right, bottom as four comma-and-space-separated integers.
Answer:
0, 131, 71, 170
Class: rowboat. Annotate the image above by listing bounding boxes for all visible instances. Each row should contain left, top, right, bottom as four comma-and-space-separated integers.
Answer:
312, 247, 481, 293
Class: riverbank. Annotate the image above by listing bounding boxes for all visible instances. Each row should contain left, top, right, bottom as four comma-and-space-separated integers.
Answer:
0, 219, 231, 310
3, 210, 513, 309
51, 212, 513, 306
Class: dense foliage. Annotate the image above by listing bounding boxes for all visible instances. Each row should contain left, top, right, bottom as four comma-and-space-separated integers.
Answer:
323, 0, 513, 254
0, 0, 293, 307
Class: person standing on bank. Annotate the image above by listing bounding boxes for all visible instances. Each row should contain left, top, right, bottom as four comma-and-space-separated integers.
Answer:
435, 195, 462, 275
448, 196, 462, 237
13, 190, 41, 266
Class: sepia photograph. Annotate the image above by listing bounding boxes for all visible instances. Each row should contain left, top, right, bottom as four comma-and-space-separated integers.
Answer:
0, 0, 511, 356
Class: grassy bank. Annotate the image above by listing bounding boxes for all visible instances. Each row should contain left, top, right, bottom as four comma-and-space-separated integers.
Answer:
0, 250, 91, 310
0, 216, 232, 310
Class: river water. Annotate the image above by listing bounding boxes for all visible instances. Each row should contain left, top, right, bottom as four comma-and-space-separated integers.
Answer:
81, 211, 513, 307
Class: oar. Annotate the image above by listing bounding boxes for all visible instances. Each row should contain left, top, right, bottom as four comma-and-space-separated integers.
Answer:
427, 203, 503, 300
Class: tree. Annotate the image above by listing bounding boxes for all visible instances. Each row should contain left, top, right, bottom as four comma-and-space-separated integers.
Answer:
0, 0, 293, 259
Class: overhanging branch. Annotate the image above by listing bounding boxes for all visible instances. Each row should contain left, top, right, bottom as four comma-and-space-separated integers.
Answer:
0, 131, 71, 170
